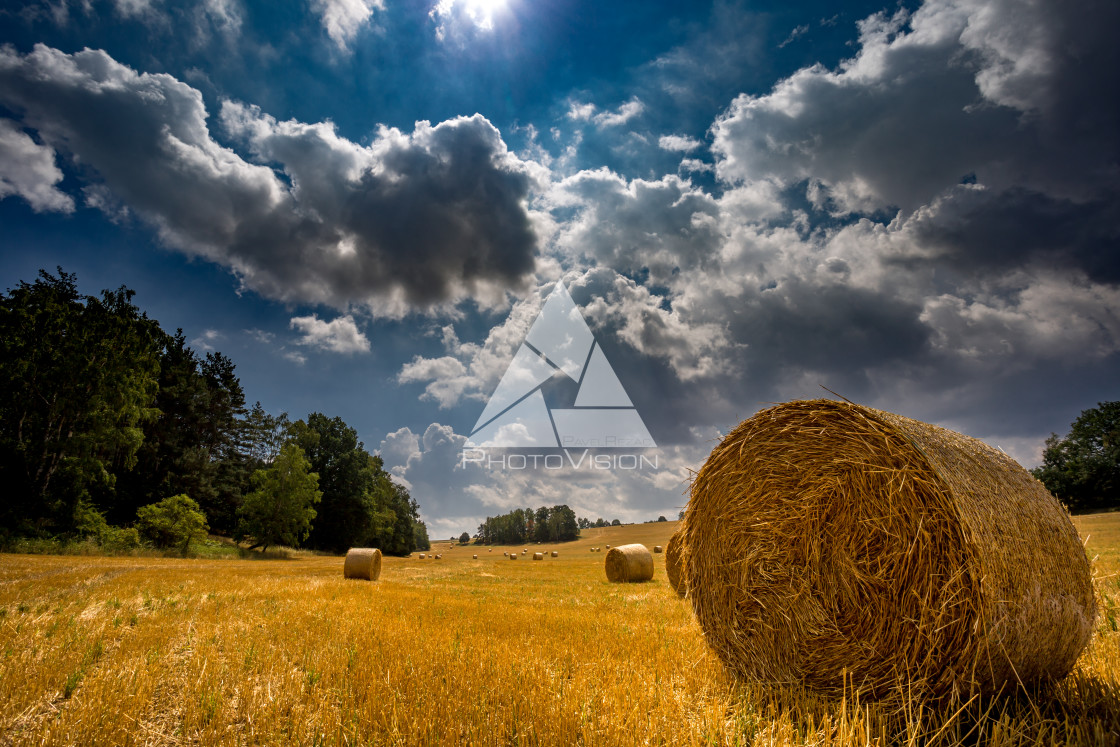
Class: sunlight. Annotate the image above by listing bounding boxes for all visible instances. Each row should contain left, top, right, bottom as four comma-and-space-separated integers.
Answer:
431, 0, 508, 36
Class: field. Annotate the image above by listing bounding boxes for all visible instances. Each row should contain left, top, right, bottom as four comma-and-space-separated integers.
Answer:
2, 516, 1119, 746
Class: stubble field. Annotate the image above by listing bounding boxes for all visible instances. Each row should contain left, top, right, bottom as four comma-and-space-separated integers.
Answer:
2, 516, 1119, 746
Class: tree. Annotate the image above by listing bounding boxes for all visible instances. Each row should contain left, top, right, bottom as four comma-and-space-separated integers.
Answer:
459, 531, 470, 544
476, 505, 579, 544
136, 494, 209, 555
1033, 402, 1120, 512
611, 519, 621, 526
292, 413, 419, 554
238, 443, 321, 551
0, 269, 160, 536
111, 332, 250, 535
657, 515, 667, 522
413, 521, 430, 551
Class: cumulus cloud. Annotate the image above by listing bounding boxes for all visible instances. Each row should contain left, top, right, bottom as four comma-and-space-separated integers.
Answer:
658, 134, 702, 152
290, 314, 371, 354
493, 0, 1119, 457
711, 0, 1119, 214
546, 169, 722, 282
593, 97, 645, 128
0, 45, 540, 316
313, 0, 383, 50
0, 118, 73, 213
190, 328, 223, 351
379, 422, 704, 539
566, 102, 596, 122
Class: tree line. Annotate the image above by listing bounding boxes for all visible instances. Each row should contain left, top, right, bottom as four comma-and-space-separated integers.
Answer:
0, 269, 430, 554
1032, 401, 1119, 513
475, 505, 580, 544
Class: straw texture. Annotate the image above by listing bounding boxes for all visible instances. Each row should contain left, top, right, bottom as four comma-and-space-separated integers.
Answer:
605, 544, 654, 583
665, 531, 686, 598
684, 399, 1095, 698
343, 548, 382, 581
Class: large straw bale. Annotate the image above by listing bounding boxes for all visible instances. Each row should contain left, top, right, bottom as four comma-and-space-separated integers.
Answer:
343, 548, 382, 581
665, 531, 686, 598
605, 544, 654, 583
684, 399, 1095, 698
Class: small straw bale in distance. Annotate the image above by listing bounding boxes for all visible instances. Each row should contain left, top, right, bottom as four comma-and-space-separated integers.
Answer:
533, 552, 543, 560
551, 551, 558, 558
509, 553, 517, 560
683, 398, 1095, 698
654, 545, 663, 553
472, 554, 478, 559
343, 548, 382, 581
605, 544, 654, 583
418, 553, 426, 559
665, 531, 686, 598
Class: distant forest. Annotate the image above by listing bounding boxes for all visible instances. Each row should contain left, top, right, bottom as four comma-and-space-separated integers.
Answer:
0, 269, 430, 554
473, 506, 640, 545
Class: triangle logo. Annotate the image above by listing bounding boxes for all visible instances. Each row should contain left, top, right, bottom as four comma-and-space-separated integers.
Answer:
467, 283, 656, 449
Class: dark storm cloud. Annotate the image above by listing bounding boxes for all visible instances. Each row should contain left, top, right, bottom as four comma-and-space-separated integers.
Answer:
0, 44, 539, 313
711, 0, 1120, 214
906, 187, 1120, 285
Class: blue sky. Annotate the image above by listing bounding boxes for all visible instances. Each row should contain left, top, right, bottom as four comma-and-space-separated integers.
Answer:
2, 0, 1118, 538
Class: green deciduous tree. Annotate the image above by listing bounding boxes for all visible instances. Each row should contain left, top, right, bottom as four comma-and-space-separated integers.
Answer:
1033, 401, 1120, 512
114, 333, 249, 535
136, 494, 209, 555
477, 505, 579, 544
238, 442, 321, 551
0, 269, 160, 537
291, 413, 420, 555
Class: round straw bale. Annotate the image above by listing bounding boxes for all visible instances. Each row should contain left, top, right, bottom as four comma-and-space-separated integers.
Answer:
684, 399, 1095, 698
533, 552, 543, 560
473, 554, 478, 559
343, 548, 382, 580
418, 553, 426, 559
665, 531, 686, 598
605, 544, 654, 583
509, 552, 517, 560
435, 554, 442, 560
605, 544, 610, 549
551, 551, 558, 558
653, 545, 663, 553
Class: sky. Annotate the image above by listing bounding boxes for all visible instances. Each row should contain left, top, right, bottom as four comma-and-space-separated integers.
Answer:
1, 0, 1118, 539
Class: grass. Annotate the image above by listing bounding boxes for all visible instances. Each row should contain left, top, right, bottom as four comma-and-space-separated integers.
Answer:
0, 516, 1118, 745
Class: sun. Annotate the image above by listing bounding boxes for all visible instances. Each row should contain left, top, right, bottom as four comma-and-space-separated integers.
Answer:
465, 0, 510, 31
432, 0, 509, 33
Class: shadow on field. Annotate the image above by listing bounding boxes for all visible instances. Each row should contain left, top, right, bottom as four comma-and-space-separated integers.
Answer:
739, 673, 1120, 745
